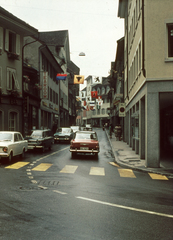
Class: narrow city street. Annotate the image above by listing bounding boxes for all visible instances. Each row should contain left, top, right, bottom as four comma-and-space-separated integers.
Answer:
0, 128, 173, 240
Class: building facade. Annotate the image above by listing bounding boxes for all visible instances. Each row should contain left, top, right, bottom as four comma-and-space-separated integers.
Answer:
118, 0, 173, 167
0, 7, 38, 134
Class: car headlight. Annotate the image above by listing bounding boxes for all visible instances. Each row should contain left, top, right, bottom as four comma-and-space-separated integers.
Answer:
3, 147, 8, 153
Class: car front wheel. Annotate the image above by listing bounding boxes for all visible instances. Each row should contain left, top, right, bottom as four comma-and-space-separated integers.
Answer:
8, 152, 13, 162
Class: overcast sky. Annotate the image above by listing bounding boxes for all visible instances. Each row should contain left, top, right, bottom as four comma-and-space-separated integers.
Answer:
1, 0, 124, 88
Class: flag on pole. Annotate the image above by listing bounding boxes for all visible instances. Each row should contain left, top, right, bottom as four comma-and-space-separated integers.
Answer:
91, 91, 98, 98
92, 76, 102, 84
74, 75, 84, 84
56, 73, 67, 80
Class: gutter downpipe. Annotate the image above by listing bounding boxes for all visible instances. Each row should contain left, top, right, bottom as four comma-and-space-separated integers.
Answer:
142, 0, 146, 78
22, 37, 39, 136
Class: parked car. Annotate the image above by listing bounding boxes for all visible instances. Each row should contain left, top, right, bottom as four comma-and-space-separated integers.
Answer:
70, 126, 81, 133
83, 124, 92, 131
0, 131, 28, 162
27, 129, 54, 152
70, 131, 99, 159
54, 127, 73, 143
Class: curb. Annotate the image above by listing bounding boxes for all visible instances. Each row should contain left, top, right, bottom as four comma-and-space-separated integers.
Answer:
105, 129, 173, 178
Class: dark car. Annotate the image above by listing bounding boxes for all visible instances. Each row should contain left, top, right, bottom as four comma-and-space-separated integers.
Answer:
54, 128, 73, 143
27, 129, 54, 152
70, 131, 99, 159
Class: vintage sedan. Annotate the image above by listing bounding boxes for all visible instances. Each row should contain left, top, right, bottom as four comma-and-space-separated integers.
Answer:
70, 126, 81, 133
83, 124, 92, 131
70, 131, 99, 159
54, 128, 73, 143
0, 131, 28, 162
27, 129, 54, 152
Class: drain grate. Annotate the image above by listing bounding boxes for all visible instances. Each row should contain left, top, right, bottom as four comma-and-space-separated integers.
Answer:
37, 180, 59, 186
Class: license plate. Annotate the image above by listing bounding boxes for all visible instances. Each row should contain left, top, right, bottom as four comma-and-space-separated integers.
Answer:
80, 147, 89, 150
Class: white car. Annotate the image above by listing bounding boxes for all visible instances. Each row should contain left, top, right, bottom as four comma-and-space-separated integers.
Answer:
0, 131, 28, 162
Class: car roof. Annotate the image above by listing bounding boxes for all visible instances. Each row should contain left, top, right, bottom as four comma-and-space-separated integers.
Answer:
75, 131, 96, 134
0, 131, 20, 134
32, 129, 51, 132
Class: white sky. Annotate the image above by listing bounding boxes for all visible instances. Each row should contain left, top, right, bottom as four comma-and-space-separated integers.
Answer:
0, 0, 124, 89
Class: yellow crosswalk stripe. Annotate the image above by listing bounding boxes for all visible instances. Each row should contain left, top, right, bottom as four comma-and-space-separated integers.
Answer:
60, 165, 78, 173
5, 162, 30, 169
118, 169, 136, 178
32, 163, 53, 171
148, 173, 168, 180
109, 162, 120, 167
89, 167, 105, 176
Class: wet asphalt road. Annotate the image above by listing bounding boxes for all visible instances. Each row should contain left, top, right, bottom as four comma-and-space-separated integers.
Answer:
0, 128, 173, 240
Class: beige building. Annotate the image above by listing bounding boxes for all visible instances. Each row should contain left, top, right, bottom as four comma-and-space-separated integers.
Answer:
118, 0, 173, 167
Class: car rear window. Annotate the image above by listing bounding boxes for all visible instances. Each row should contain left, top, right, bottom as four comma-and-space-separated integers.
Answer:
75, 132, 97, 140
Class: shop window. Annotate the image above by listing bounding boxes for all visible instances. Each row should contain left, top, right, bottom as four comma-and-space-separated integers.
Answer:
9, 111, 18, 131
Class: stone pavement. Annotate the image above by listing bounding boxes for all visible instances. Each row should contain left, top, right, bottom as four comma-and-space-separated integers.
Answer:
105, 129, 173, 178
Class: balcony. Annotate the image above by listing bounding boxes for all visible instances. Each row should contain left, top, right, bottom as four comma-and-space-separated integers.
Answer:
7, 52, 20, 60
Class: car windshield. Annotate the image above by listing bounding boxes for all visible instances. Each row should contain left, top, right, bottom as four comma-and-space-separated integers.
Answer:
0, 133, 13, 141
75, 132, 97, 140
56, 128, 71, 133
31, 131, 43, 138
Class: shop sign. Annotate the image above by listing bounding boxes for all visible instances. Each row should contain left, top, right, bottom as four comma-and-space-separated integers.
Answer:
113, 99, 120, 105
42, 71, 48, 99
54, 108, 58, 112
119, 103, 126, 117
42, 101, 48, 107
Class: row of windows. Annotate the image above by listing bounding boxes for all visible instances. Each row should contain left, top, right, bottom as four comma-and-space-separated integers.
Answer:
42, 53, 58, 83
48, 87, 58, 104
92, 108, 109, 115
128, 0, 141, 51
129, 42, 141, 90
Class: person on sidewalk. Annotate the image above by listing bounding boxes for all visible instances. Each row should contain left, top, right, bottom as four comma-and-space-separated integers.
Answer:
109, 123, 113, 139
114, 124, 122, 141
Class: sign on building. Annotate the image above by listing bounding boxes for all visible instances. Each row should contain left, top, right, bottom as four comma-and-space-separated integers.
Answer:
119, 103, 126, 117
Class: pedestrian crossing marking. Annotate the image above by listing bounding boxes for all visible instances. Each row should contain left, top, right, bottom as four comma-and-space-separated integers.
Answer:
109, 162, 120, 167
118, 169, 136, 178
89, 167, 105, 176
5, 162, 30, 169
148, 173, 168, 180
32, 163, 53, 171
60, 165, 78, 173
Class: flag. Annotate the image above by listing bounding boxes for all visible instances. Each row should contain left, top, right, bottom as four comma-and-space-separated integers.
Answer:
56, 73, 67, 80
91, 91, 98, 98
86, 96, 91, 102
89, 101, 95, 106
74, 75, 84, 84
92, 76, 102, 84
96, 96, 102, 101
79, 91, 86, 98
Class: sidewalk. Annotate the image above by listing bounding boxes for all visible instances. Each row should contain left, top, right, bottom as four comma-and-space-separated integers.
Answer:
105, 129, 173, 177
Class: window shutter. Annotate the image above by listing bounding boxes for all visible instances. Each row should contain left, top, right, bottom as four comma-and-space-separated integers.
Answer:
16, 34, 20, 55
0, 27, 3, 50
7, 68, 11, 90
5, 29, 9, 51
13, 72, 20, 89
